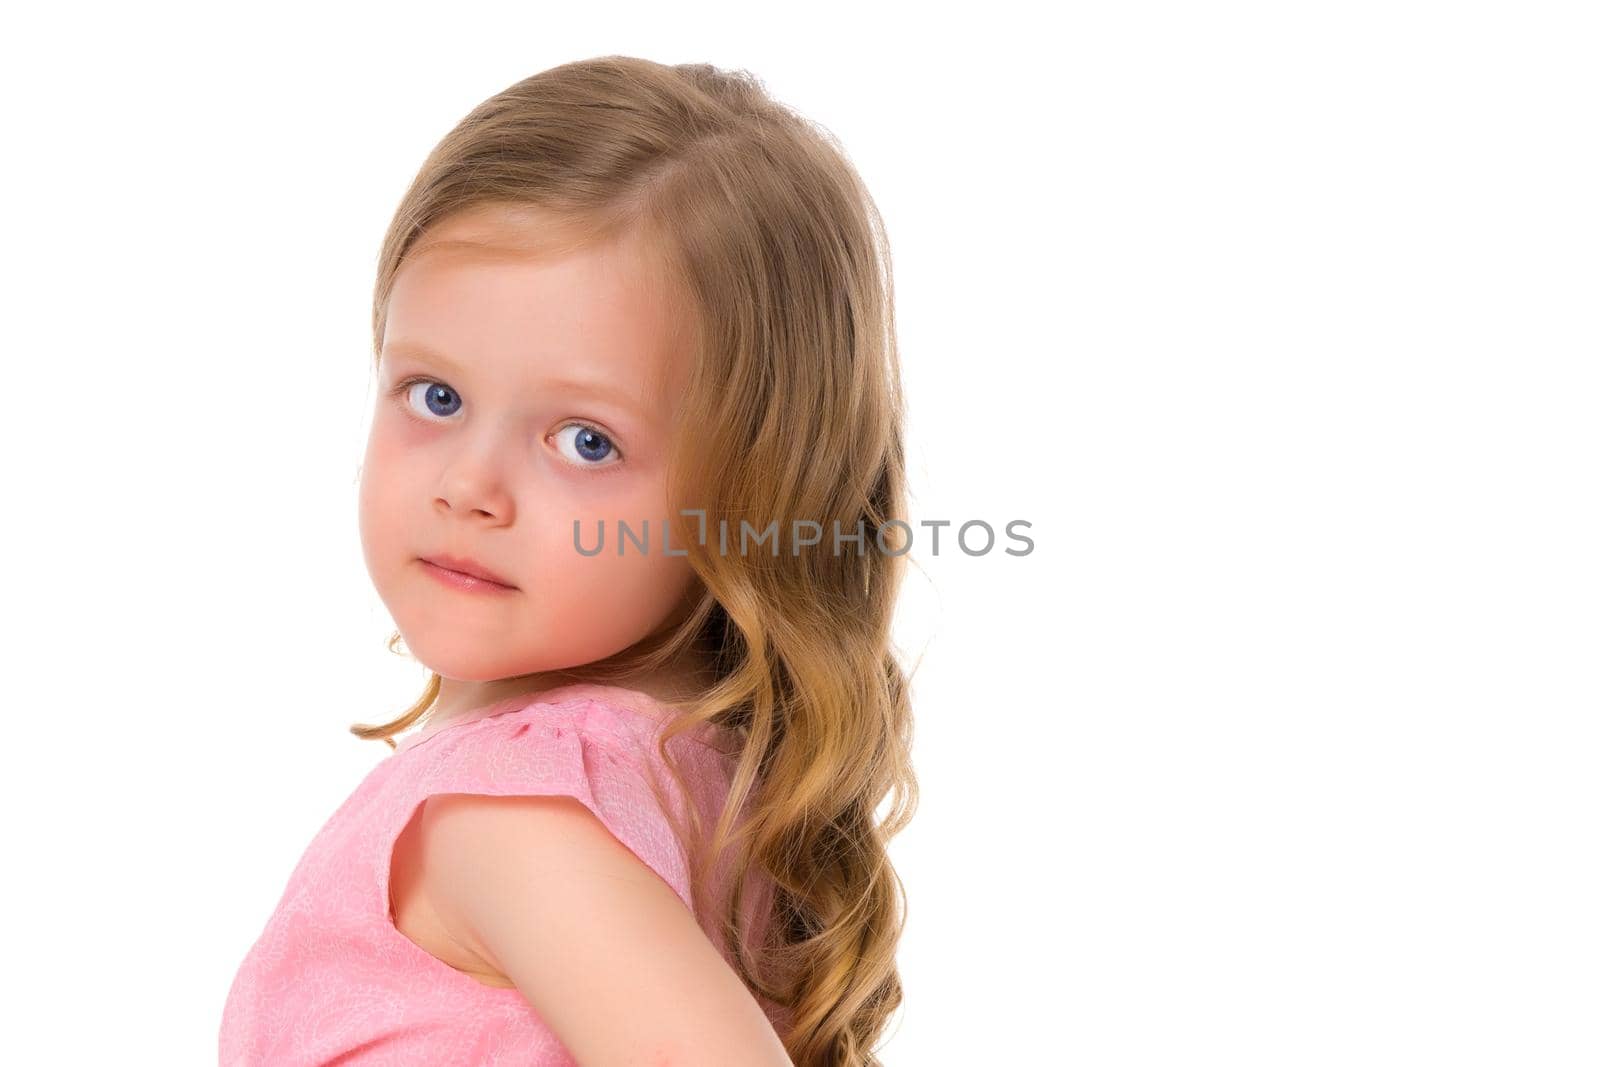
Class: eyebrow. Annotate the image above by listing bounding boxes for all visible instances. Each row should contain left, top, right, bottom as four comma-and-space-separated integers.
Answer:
381, 339, 647, 413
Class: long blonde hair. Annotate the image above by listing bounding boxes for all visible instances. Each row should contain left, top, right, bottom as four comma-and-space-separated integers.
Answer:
349, 56, 917, 1065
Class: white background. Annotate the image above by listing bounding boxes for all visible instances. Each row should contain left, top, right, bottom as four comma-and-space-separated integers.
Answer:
3, 2, 1596, 1064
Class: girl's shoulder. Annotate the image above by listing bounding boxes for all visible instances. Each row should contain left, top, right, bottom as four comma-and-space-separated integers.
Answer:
223, 682, 749, 1060
381, 682, 737, 916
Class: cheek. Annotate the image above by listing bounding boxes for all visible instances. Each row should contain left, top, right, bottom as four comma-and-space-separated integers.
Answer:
519, 516, 697, 644
358, 426, 413, 557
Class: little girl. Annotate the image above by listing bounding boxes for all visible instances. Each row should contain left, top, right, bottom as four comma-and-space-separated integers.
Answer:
219, 56, 916, 1067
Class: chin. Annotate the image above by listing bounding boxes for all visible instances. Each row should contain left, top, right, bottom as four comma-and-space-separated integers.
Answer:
410, 643, 506, 680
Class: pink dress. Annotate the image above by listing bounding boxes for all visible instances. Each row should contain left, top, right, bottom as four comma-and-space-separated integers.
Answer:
219, 682, 785, 1065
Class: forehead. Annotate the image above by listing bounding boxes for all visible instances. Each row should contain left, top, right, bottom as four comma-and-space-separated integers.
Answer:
384, 204, 692, 401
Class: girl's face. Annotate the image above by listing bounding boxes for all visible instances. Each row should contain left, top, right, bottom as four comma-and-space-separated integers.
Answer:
358, 205, 699, 689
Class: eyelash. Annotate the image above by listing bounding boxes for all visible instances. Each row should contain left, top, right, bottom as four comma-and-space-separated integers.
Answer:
386, 374, 626, 472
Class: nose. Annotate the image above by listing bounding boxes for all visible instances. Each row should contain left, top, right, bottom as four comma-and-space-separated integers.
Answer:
434, 433, 516, 523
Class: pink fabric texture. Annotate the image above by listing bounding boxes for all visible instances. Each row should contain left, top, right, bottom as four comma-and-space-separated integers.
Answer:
219, 683, 783, 1065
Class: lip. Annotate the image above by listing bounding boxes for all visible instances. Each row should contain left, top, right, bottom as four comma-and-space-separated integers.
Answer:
419, 554, 519, 591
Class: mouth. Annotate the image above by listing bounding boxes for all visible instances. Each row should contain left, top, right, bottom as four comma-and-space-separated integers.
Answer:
418, 554, 519, 592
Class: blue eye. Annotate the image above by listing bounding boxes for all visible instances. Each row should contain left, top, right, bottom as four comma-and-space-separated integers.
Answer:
398, 377, 462, 419
553, 424, 622, 469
